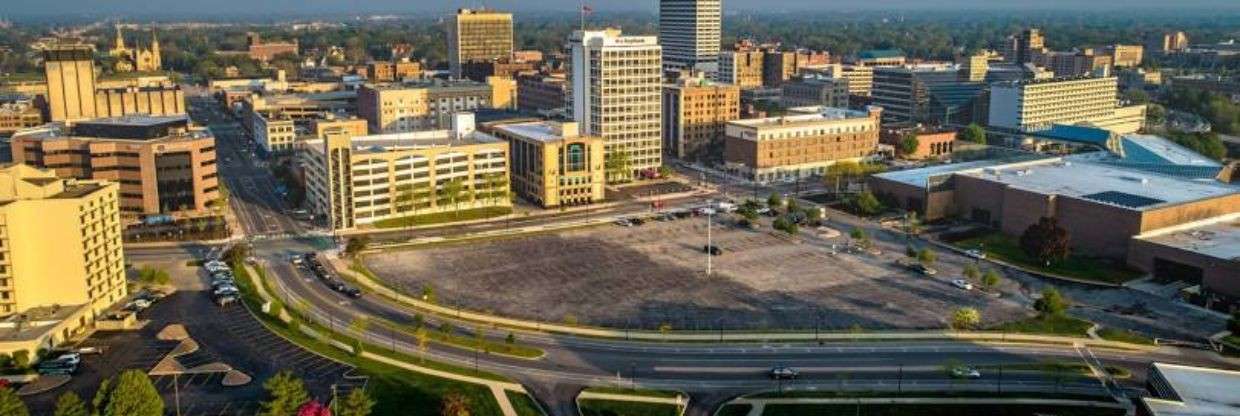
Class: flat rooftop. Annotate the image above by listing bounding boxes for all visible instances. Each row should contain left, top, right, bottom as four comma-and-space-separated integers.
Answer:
493, 122, 577, 143
960, 159, 1238, 211
732, 106, 872, 128
872, 157, 1048, 188
308, 130, 502, 155
1139, 214, 1240, 262
1141, 363, 1240, 416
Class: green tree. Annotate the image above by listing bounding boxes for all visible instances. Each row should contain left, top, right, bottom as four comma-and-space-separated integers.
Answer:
485, 173, 508, 205
337, 388, 376, 416
505, 332, 516, 346
849, 191, 884, 216
0, 387, 29, 416
260, 371, 309, 416
951, 307, 981, 330
917, 248, 937, 266
345, 236, 370, 258
982, 269, 1002, 288
905, 245, 917, 258
93, 370, 163, 416
394, 184, 417, 217
440, 178, 466, 213
1034, 287, 1069, 317
53, 392, 88, 416
12, 350, 29, 368
604, 151, 633, 183
440, 392, 472, 416
957, 123, 987, 145
1020, 217, 1071, 265
849, 227, 869, 248
766, 192, 782, 210
898, 134, 920, 157
963, 263, 981, 280
415, 327, 431, 363
421, 285, 436, 303
224, 244, 250, 266
1123, 89, 1150, 104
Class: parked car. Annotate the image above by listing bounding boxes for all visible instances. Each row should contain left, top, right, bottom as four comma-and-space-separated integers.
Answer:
215, 294, 238, 306
769, 367, 799, 380
340, 287, 363, 298
124, 299, 152, 312
906, 263, 937, 276
951, 279, 974, 290
290, 255, 304, 265
50, 352, 81, 366
75, 346, 103, 355
703, 245, 723, 256
36, 360, 77, 375
965, 249, 987, 260
950, 365, 982, 379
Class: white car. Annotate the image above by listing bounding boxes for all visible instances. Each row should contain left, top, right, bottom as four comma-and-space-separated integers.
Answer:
950, 366, 982, 379
951, 279, 974, 291
965, 249, 987, 260
52, 352, 81, 366
124, 299, 152, 311
614, 219, 633, 227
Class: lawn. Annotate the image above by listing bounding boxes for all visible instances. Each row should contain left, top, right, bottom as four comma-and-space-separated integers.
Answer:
583, 386, 685, 399
508, 391, 546, 416
992, 314, 1093, 337
760, 403, 1125, 416
578, 399, 683, 416
952, 232, 1144, 284
231, 264, 511, 415
1096, 327, 1156, 345
372, 206, 512, 228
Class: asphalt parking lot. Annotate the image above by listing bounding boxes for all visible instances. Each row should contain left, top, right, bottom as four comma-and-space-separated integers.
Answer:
24, 267, 361, 415
365, 212, 1028, 331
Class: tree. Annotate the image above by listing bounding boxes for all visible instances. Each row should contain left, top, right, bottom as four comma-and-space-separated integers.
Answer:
1034, 287, 1069, 317
1123, 89, 1150, 104
604, 151, 633, 183
394, 184, 418, 217
916, 248, 937, 266
415, 327, 431, 363
898, 134, 920, 157
440, 392, 472, 416
982, 269, 1001, 288
951, 307, 981, 330
53, 392, 88, 416
345, 236, 370, 258
505, 332, 516, 346
261, 371, 309, 416
485, 173, 508, 205
338, 389, 376, 416
850, 227, 869, 248
224, 244, 251, 266
957, 123, 987, 145
963, 263, 981, 280
766, 192, 782, 210
297, 400, 331, 416
848, 191, 884, 216
12, 350, 29, 368
93, 370, 164, 416
656, 165, 672, 178
0, 387, 28, 416
1019, 217, 1071, 265
421, 285, 436, 303
905, 245, 917, 258
439, 178, 465, 213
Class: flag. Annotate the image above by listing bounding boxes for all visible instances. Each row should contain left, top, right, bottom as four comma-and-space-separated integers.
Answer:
582, 4, 593, 15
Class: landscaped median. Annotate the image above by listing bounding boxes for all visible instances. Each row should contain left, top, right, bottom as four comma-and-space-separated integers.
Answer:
371, 206, 512, 229
232, 262, 547, 416
576, 387, 688, 416
717, 391, 1129, 416
336, 260, 1159, 351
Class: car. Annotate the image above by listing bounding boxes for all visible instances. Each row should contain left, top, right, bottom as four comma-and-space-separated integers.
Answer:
124, 299, 152, 311
75, 346, 103, 355
215, 294, 238, 306
907, 263, 937, 276
965, 249, 987, 260
340, 287, 363, 298
951, 279, 974, 290
950, 365, 982, 379
614, 219, 633, 227
703, 245, 723, 256
36, 361, 77, 376
50, 352, 81, 366
629, 218, 645, 226
290, 256, 305, 265
769, 367, 799, 380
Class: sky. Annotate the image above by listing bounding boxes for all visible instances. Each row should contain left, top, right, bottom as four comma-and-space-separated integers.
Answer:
6, 0, 1240, 17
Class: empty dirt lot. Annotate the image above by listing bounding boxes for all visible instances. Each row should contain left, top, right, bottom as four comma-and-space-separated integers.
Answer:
364, 217, 1027, 330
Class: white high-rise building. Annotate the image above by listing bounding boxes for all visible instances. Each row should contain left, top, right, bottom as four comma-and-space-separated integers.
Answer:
570, 29, 664, 181
659, 0, 721, 74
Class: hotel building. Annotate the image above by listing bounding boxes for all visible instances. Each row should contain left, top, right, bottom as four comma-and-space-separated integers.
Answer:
724, 106, 882, 183
988, 76, 1146, 134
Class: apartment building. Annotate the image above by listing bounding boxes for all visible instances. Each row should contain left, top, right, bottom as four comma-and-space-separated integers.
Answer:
781, 76, 849, 109
801, 64, 875, 96
299, 115, 509, 231
724, 106, 882, 183
10, 115, 219, 216
0, 164, 126, 354
658, 0, 722, 73
570, 29, 664, 181
489, 120, 606, 208
448, 9, 514, 79
662, 75, 741, 162
988, 76, 1147, 134
717, 48, 765, 88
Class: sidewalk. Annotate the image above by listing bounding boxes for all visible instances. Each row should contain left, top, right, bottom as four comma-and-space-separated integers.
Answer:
577, 391, 689, 416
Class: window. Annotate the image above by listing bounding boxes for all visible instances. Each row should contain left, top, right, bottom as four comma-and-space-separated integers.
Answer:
565, 143, 586, 172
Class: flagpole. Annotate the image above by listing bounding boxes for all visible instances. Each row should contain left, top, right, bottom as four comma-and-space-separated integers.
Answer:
580, 2, 586, 31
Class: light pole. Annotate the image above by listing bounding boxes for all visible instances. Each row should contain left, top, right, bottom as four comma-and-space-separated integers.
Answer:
706, 210, 713, 277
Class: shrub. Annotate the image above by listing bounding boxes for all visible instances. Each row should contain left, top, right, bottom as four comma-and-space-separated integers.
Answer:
1034, 287, 1069, 316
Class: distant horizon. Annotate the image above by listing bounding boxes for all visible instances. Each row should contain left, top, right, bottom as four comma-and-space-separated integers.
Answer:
6, 0, 1240, 20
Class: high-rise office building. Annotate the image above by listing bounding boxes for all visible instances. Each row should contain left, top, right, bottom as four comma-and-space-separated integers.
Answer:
988, 76, 1147, 134
1005, 29, 1045, 64
448, 9, 514, 79
659, 0, 722, 74
44, 44, 99, 122
570, 29, 663, 181
871, 64, 961, 124
0, 163, 126, 354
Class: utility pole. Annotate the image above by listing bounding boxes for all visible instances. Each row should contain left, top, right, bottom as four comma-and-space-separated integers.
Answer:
706, 210, 713, 276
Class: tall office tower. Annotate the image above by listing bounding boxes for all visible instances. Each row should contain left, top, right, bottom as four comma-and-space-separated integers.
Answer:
659, 0, 722, 74
570, 29, 664, 182
448, 8, 514, 79
1007, 28, 1045, 64
0, 164, 126, 348
44, 44, 98, 122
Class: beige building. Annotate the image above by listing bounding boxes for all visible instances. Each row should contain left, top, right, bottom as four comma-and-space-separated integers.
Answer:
356, 84, 430, 133
1103, 44, 1144, 67
1146, 31, 1190, 54
448, 9, 514, 79
957, 54, 990, 82
108, 25, 161, 73
10, 115, 219, 215
724, 106, 882, 183
94, 85, 185, 118
718, 48, 765, 88
0, 164, 126, 354
781, 76, 849, 108
1037, 50, 1113, 78
0, 100, 43, 136
662, 75, 741, 162
489, 121, 606, 208
802, 64, 874, 96
487, 76, 517, 110
299, 114, 510, 231
988, 76, 1147, 134
570, 29, 664, 181
43, 45, 99, 122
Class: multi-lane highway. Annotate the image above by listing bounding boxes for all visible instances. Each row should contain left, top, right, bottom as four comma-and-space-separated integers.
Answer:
126, 94, 1240, 416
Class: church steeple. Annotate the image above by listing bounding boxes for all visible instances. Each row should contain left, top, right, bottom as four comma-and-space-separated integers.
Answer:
114, 24, 126, 51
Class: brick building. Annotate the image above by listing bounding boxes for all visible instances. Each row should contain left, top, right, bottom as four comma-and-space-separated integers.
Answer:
724, 106, 881, 183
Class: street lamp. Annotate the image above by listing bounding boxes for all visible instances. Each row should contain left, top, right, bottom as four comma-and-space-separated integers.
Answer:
706, 209, 713, 277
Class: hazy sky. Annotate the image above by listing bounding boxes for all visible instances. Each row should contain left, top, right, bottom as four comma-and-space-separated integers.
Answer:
8, 0, 1240, 17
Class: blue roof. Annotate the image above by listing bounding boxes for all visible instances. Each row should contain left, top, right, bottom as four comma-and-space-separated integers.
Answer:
1033, 124, 1113, 146
858, 49, 905, 59
1031, 125, 1224, 179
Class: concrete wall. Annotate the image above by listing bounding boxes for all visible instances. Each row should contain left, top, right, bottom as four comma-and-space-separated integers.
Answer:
1128, 238, 1240, 313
